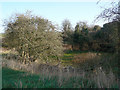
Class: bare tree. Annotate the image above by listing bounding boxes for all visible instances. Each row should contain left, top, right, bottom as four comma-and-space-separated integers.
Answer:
95, 1, 120, 22
95, 0, 120, 53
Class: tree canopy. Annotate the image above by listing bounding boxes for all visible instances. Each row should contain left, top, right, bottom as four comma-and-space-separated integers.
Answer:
4, 12, 63, 64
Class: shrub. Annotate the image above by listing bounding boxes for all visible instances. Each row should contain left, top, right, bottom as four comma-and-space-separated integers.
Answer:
4, 12, 63, 64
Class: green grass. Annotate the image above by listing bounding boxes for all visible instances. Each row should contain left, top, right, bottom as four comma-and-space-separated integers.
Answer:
2, 50, 119, 88
62, 51, 119, 74
2, 67, 97, 88
2, 67, 58, 88
2, 66, 119, 88
64, 50, 88, 54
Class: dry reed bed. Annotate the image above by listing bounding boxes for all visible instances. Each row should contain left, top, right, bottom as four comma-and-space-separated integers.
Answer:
2, 59, 119, 88
1, 50, 119, 88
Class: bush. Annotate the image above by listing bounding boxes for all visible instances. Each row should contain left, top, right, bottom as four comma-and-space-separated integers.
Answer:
4, 12, 63, 64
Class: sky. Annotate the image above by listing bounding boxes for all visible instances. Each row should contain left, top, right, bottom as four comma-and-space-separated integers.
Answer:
0, 1, 110, 33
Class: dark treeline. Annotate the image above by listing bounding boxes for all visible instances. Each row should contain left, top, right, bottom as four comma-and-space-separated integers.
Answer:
62, 20, 120, 53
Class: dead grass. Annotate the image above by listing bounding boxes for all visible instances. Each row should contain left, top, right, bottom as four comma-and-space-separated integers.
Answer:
2, 48, 119, 88
91, 67, 118, 88
72, 52, 100, 63
3, 66, 119, 88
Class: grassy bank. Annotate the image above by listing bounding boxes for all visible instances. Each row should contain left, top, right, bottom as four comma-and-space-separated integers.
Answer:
2, 67, 92, 88
2, 49, 120, 88
2, 66, 119, 88
62, 51, 119, 75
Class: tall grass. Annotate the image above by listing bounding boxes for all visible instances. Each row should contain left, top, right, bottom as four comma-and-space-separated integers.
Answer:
2, 67, 119, 88
2, 50, 119, 88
